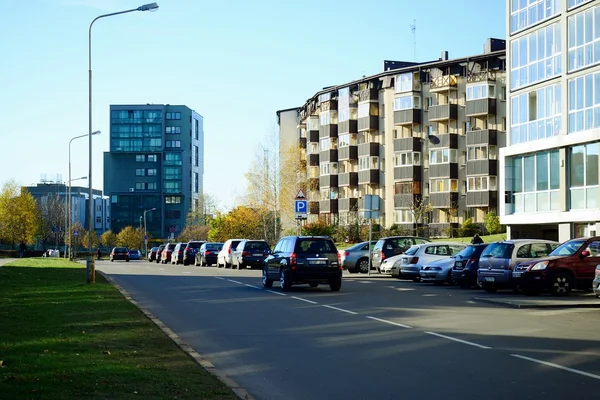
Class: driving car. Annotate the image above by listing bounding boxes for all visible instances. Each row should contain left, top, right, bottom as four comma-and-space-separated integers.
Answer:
110, 247, 130, 262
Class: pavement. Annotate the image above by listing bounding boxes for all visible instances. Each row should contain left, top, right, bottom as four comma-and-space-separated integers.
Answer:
96, 261, 600, 400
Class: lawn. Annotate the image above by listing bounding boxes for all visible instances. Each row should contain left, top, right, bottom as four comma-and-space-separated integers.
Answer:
0, 258, 238, 400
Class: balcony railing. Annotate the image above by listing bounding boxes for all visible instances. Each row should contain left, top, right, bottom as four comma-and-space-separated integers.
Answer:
319, 124, 338, 139
466, 159, 497, 176
319, 199, 339, 214
319, 174, 338, 188
338, 172, 358, 187
430, 75, 458, 92
358, 89, 378, 102
358, 116, 379, 132
429, 192, 459, 208
467, 70, 496, 83
393, 137, 421, 152
428, 104, 458, 121
338, 145, 358, 161
466, 129, 498, 146
466, 191, 498, 207
393, 165, 422, 181
358, 142, 379, 157
394, 109, 421, 125
428, 163, 459, 179
338, 119, 358, 134
339, 198, 358, 212
466, 98, 496, 117
358, 169, 379, 184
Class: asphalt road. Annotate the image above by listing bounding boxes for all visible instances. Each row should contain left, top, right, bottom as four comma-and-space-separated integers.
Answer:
97, 260, 600, 400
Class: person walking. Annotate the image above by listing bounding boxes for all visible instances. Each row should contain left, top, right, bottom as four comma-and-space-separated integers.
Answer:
19, 242, 27, 258
471, 234, 484, 244
96, 248, 102, 260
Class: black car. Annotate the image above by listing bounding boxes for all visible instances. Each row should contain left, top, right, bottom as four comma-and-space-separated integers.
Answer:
183, 240, 205, 265
110, 247, 130, 262
195, 242, 224, 266
263, 236, 341, 291
232, 240, 271, 269
147, 247, 159, 262
450, 243, 489, 288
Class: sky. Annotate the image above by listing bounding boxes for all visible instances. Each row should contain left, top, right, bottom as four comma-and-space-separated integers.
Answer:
0, 0, 506, 211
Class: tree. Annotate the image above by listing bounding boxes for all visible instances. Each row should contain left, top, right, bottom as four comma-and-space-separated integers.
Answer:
186, 193, 220, 226
277, 143, 304, 230
398, 189, 433, 237
0, 180, 40, 247
116, 226, 143, 250
80, 228, 99, 251
68, 222, 84, 259
484, 211, 504, 235
302, 219, 334, 237
207, 212, 228, 242
101, 230, 118, 249
207, 206, 262, 242
178, 225, 209, 242
35, 192, 66, 249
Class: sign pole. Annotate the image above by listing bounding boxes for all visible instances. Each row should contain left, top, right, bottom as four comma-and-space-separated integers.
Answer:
367, 212, 372, 277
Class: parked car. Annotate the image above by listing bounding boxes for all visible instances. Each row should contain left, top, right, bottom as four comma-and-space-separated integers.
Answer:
147, 247, 159, 262
338, 241, 376, 273
155, 244, 165, 263
110, 247, 130, 262
183, 240, 205, 266
513, 237, 600, 296
195, 242, 224, 266
160, 243, 176, 264
419, 257, 459, 285
450, 243, 490, 288
128, 249, 142, 260
371, 236, 431, 273
477, 239, 559, 293
217, 239, 244, 268
263, 236, 342, 291
593, 264, 600, 298
232, 240, 271, 269
395, 242, 467, 280
171, 242, 186, 265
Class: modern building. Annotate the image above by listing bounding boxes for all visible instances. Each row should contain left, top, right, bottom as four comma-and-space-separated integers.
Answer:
276, 107, 301, 233
500, 0, 600, 242
290, 38, 507, 237
104, 104, 204, 239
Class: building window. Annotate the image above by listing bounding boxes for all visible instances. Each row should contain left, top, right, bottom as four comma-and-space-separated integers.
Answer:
307, 117, 319, 131
319, 92, 331, 102
166, 210, 182, 219
307, 142, 318, 155
96, 216, 102, 224
164, 167, 182, 180
193, 172, 199, 193
135, 155, 145, 162
164, 181, 182, 193
510, 22, 562, 90
148, 155, 157, 162
510, 0, 560, 34
510, 150, 560, 213
164, 152, 182, 165
147, 168, 157, 176
510, 83, 562, 144
394, 209, 415, 224
135, 182, 144, 190
194, 118, 199, 140
569, 0, 594, 9
319, 110, 338, 126
568, 71, 600, 133
393, 151, 421, 166
147, 182, 157, 190
358, 102, 378, 118
467, 176, 497, 191
467, 145, 497, 160
568, 5, 600, 71
430, 148, 458, 164
135, 169, 145, 176
338, 108, 349, 122
338, 133, 357, 147
319, 138, 330, 151
570, 142, 599, 209
319, 162, 338, 175
165, 140, 181, 148
466, 83, 495, 101
429, 179, 458, 193
165, 196, 182, 204
359, 156, 379, 171
394, 95, 420, 111
193, 145, 199, 166
395, 181, 421, 195
166, 126, 181, 134
395, 72, 417, 93
166, 112, 181, 120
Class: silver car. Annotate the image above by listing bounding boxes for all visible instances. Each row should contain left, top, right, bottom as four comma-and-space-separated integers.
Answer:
338, 241, 376, 273
419, 257, 458, 285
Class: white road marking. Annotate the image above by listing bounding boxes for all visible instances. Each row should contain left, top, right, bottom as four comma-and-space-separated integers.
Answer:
422, 294, 437, 297
366, 316, 412, 329
244, 284, 260, 289
322, 305, 357, 315
182, 271, 191, 274
291, 296, 318, 305
358, 281, 372, 284
425, 331, 491, 350
227, 279, 243, 284
388, 286, 415, 291
266, 290, 286, 296
214, 277, 225, 280
511, 354, 600, 380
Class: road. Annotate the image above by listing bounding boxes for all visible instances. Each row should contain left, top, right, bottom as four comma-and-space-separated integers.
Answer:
97, 260, 600, 400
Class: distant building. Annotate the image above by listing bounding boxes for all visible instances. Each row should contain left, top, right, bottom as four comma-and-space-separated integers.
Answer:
276, 107, 301, 233
103, 104, 204, 239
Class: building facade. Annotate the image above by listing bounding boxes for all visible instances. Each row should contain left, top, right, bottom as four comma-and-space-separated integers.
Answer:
292, 39, 506, 236
104, 104, 204, 239
500, 0, 600, 242
276, 107, 301, 233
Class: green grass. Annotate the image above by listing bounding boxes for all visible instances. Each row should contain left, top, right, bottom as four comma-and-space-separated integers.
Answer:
0, 258, 238, 400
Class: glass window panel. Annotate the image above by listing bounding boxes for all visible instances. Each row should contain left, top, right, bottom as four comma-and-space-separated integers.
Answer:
571, 145, 585, 187
524, 155, 536, 191
550, 191, 560, 210
537, 152, 549, 190
587, 143, 599, 186
570, 188, 585, 209
587, 187, 599, 208
524, 193, 536, 212
537, 192, 549, 212
514, 157, 523, 193
550, 150, 560, 189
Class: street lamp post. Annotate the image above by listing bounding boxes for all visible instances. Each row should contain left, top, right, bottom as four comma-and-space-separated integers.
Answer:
87, 2, 159, 284
143, 207, 156, 256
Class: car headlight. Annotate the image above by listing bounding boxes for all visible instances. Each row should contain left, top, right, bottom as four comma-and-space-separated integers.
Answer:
530, 261, 549, 271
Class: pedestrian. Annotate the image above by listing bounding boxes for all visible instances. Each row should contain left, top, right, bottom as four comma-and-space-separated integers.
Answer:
96, 248, 102, 260
19, 242, 26, 258
471, 233, 484, 244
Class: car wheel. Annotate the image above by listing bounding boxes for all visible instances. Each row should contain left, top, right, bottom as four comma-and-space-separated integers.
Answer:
280, 270, 292, 291
224, 262, 230, 269
329, 277, 342, 292
262, 268, 273, 288
550, 272, 572, 296
357, 258, 370, 274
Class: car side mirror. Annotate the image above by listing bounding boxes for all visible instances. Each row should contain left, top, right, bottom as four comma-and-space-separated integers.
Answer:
581, 250, 591, 258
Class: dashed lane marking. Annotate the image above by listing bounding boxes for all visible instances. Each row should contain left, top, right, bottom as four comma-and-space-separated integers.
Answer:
511, 354, 600, 380
365, 316, 412, 329
227, 279, 243, 284
266, 289, 286, 296
214, 277, 225, 280
425, 331, 491, 350
244, 284, 261, 289
322, 305, 357, 315
291, 296, 318, 305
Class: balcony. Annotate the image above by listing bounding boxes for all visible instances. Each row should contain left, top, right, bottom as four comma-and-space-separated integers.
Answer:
358, 142, 379, 157
428, 104, 458, 121
338, 172, 358, 187
467, 70, 497, 83
466, 129, 498, 146
358, 169, 380, 184
308, 129, 319, 142
338, 119, 358, 134
429, 192, 459, 208
466, 98, 497, 117
429, 163, 459, 179
338, 145, 358, 161
309, 201, 319, 214
319, 124, 338, 139
466, 160, 498, 176
358, 116, 379, 132
319, 149, 338, 163
319, 199, 339, 214
394, 165, 422, 181
466, 191, 498, 207
394, 137, 422, 152
299, 137, 307, 149
428, 133, 458, 149
394, 193, 422, 208
394, 109, 421, 125
308, 154, 319, 166
319, 174, 338, 188
358, 89, 378, 102
320, 99, 338, 111
339, 197, 358, 212
430, 75, 458, 92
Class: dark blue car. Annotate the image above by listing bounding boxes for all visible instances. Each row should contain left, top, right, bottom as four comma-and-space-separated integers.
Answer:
451, 243, 489, 288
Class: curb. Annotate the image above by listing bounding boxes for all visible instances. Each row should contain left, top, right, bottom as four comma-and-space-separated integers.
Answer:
98, 271, 255, 400
472, 296, 600, 309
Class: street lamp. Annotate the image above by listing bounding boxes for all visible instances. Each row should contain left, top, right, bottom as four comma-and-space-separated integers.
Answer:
65, 176, 88, 260
67, 131, 100, 259
143, 207, 156, 256
87, 2, 159, 284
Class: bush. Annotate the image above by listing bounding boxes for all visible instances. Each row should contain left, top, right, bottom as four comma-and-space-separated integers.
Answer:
458, 218, 481, 237
301, 219, 334, 237
484, 212, 505, 235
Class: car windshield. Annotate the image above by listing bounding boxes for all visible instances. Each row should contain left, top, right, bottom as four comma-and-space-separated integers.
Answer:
481, 243, 514, 259
297, 239, 336, 254
549, 239, 586, 257
404, 246, 419, 255
455, 246, 476, 259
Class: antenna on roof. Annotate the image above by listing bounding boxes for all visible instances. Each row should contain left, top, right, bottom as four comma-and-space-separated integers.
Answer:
410, 19, 416, 62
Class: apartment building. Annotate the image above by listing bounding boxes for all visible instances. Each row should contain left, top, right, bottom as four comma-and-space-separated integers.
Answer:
500, 0, 600, 242
292, 39, 506, 236
104, 104, 204, 239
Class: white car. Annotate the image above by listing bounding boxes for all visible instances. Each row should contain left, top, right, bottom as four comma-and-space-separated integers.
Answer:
396, 242, 467, 280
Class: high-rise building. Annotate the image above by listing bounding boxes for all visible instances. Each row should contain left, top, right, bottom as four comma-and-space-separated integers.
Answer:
500, 0, 600, 241
104, 104, 204, 239
289, 39, 506, 237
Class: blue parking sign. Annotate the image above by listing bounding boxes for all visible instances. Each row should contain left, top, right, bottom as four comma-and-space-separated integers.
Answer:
295, 200, 307, 213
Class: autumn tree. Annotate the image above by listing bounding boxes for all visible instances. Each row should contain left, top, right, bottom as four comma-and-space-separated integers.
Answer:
67, 222, 84, 259
80, 228, 99, 251
208, 206, 262, 242
207, 212, 227, 242
178, 225, 209, 242
398, 186, 433, 237
186, 193, 220, 227
0, 180, 40, 247
117, 226, 143, 250
101, 230, 118, 249
33, 191, 66, 249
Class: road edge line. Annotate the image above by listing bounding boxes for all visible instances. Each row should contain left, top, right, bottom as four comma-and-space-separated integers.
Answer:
98, 271, 256, 400
511, 353, 600, 380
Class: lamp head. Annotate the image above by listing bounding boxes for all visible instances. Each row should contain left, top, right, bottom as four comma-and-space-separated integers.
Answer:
92, 130, 101, 135
138, 2, 159, 11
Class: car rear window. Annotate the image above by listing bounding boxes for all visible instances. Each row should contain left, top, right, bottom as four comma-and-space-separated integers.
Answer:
481, 243, 514, 259
206, 243, 222, 250
455, 246, 476, 259
187, 242, 203, 248
167, 244, 176, 250
297, 239, 336, 254
404, 246, 419, 255
246, 241, 270, 251
114, 247, 127, 252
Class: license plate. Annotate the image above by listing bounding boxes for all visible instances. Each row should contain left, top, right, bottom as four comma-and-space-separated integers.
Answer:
484, 276, 495, 282
252, 253, 262, 257
513, 272, 522, 278
309, 260, 326, 265
455, 262, 463, 268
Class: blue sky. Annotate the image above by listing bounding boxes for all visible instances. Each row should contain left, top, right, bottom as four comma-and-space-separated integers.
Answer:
0, 0, 506, 210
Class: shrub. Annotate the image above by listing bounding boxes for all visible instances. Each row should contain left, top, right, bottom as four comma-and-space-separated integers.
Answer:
484, 211, 505, 235
458, 218, 481, 237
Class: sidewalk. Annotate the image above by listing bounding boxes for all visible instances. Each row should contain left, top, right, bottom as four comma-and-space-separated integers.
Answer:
0, 258, 16, 267
472, 292, 600, 309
